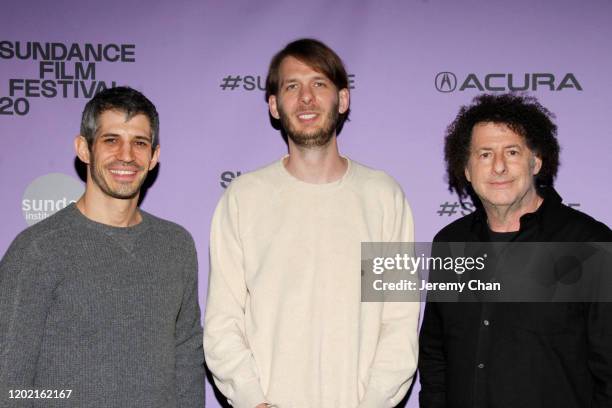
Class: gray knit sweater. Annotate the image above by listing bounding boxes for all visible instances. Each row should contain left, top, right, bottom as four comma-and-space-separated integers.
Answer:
0, 204, 205, 407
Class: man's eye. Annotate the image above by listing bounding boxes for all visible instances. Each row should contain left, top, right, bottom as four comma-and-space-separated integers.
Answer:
313, 81, 326, 87
508, 150, 519, 156
103, 138, 117, 144
480, 152, 491, 159
286, 84, 297, 91
134, 141, 148, 147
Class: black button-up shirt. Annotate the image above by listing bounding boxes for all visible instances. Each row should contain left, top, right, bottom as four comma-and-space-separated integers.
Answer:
418, 188, 612, 408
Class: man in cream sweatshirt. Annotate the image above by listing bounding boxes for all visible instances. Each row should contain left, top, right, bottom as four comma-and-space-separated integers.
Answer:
204, 38, 419, 408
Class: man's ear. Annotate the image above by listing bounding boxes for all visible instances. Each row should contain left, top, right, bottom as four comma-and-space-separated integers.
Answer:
268, 95, 280, 119
532, 154, 543, 175
464, 166, 472, 183
149, 145, 160, 170
338, 88, 349, 114
75, 135, 91, 164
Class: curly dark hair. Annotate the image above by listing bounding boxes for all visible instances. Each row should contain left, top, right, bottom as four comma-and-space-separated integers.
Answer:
444, 93, 560, 200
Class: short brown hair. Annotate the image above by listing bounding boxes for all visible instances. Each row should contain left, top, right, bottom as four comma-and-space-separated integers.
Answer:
81, 86, 159, 151
265, 38, 351, 132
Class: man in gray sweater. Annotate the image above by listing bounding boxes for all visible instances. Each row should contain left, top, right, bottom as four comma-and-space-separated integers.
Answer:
0, 87, 205, 407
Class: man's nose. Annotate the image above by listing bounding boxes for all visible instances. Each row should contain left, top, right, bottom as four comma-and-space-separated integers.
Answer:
117, 141, 135, 163
299, 86, 313, 105
492, 153, 507, 174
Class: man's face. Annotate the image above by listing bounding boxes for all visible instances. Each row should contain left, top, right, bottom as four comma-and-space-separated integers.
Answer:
268, 56, 349, 148
79, 110, 159, 200
465, 122, 542, 209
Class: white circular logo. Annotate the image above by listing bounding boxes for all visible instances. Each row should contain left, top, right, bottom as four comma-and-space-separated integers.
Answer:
22, 173, 84, 225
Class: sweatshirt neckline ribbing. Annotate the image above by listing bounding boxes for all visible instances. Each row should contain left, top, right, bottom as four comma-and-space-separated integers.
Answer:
67, 202, 151, 235
276, 155, 354, 192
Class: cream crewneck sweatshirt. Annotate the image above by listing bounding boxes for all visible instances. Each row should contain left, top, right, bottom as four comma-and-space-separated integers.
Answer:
204, 157, 419, 408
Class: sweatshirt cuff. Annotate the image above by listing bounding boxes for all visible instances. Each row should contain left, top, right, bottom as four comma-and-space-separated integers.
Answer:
358, 387, 388, 408
230, 378, 267, 408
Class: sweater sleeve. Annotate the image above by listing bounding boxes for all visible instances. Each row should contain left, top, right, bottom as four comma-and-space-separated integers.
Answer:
359, 195, 420, 408
203, 187, 267, 408
174, 237, 206, 408
0, 236, 58, 407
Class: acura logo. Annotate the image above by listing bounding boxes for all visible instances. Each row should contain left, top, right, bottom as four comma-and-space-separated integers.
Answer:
434, 72, 582, 92
435, 72, 457, 92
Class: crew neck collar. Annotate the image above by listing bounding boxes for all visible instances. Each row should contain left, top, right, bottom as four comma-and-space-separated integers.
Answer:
277, 155, 354, 191
68, 202, 151, 235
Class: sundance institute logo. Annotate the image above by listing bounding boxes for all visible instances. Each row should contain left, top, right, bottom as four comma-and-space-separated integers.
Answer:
21, 173, 84, 225
435, 72, 582, 92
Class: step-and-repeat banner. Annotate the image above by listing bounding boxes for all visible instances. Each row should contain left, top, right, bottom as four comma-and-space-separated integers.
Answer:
2, 0, 611, 406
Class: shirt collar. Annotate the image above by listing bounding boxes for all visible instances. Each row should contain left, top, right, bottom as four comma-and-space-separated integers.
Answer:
470, 187, 563, 239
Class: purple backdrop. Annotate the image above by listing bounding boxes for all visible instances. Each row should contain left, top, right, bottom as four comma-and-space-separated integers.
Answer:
2, 0, 611, 406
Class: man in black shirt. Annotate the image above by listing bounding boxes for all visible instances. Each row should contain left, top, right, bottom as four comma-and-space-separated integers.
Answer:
418, 94, 612, 407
